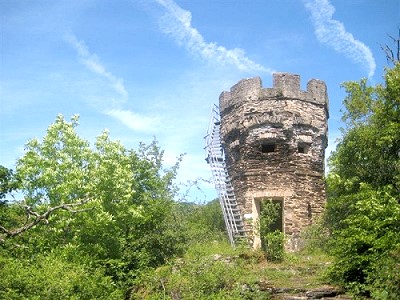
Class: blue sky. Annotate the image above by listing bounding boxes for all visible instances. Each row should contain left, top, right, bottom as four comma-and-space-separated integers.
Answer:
1, 0, 399, 202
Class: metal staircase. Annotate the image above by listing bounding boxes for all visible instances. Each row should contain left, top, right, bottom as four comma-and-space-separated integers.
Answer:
204, 105, 245, 246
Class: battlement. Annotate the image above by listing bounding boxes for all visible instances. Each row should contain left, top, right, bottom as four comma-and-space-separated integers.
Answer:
219, 73, 329, 114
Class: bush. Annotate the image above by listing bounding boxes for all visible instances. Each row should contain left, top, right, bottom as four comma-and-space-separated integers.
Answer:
325, 62, 400, 297
258, 200, 284, 262
326, 185, 400, 298
0, 248, 123, 299
263, 231, 284, 262
300, 223, 330, 254
368, 246, 400, 300
174, 199, 227, 246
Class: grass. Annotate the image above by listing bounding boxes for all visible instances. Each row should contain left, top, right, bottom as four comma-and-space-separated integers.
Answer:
131, 240, 336, 299
260, 251, 332, 288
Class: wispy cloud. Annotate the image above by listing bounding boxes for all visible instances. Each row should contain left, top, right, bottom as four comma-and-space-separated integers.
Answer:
304, 0, 376, 78
65, 32, 128, 100
65, 32, 158, 132
155, 0, 272, 74
106, 108, 160, 132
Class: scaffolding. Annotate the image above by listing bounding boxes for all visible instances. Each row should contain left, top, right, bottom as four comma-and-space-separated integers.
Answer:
204, 105, 245, 246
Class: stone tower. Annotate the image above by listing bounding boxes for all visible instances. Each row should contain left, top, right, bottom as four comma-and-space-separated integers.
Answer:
219, 73, 329, 250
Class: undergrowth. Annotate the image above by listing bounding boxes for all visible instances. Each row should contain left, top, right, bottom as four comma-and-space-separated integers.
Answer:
130, 239, 333, 300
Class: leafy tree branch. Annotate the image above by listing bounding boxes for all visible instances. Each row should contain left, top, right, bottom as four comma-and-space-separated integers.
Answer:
0, 198, 92, 242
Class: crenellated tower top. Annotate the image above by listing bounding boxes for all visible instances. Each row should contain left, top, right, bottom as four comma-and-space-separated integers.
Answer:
219, 73, 329, 117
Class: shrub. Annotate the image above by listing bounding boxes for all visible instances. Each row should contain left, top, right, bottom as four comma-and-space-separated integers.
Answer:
300, 223, 330, 254
0, 248, 123, 300
263, 231, 284, 262
326, 185, 400, 298
368, 246, 400, 300
258, 200, 284, 262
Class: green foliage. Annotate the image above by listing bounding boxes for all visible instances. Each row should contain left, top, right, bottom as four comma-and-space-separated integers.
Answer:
174, 199, 227, 245
369, 245, 400, 300
0, 202, 25, 237
132, 241, 269, 300
0, 247, 123, 299
299, 223, 329, 254
0, 166, 19, 200
132, 239, 333, 299
1, 114, 184, 295
325, 63, 400, 298
327, 185, 400, 296
329, 64, 400, 194
263, 231, 284, 262
17, 115, 93, 206
259, 200, 280, 234
259, 200, 284, 262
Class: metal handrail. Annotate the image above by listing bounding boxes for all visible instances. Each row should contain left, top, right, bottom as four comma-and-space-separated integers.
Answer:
205, 105, 245, 246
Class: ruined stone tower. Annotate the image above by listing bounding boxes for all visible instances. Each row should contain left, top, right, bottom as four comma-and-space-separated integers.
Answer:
219, 73, 329, 250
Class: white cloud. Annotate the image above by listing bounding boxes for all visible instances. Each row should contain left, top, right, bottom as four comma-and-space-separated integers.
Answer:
64, 32, 129, 99
304, 0, 376, 78
65, 32, 160, 133
155, 0, 272, 74
106, 108, 160, 132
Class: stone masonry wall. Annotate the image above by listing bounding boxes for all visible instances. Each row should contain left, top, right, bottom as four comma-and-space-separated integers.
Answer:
219, 73, 329, 250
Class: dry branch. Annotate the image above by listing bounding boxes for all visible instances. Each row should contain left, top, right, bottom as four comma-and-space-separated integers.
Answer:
380, 28, 400, 65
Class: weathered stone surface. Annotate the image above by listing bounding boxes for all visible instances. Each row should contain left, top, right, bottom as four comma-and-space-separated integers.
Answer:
305, 287, 344, 298
266, 286, 346, 299
219, 73, 329, 250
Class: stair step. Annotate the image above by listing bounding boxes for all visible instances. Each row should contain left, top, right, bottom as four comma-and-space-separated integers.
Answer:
205, 109, 245, 247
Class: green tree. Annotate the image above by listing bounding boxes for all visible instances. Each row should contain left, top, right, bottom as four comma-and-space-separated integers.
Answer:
326, 63, 400, 297
0, 114, 184, 296
174, 199, 226, 245
328, 65, 399, 192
